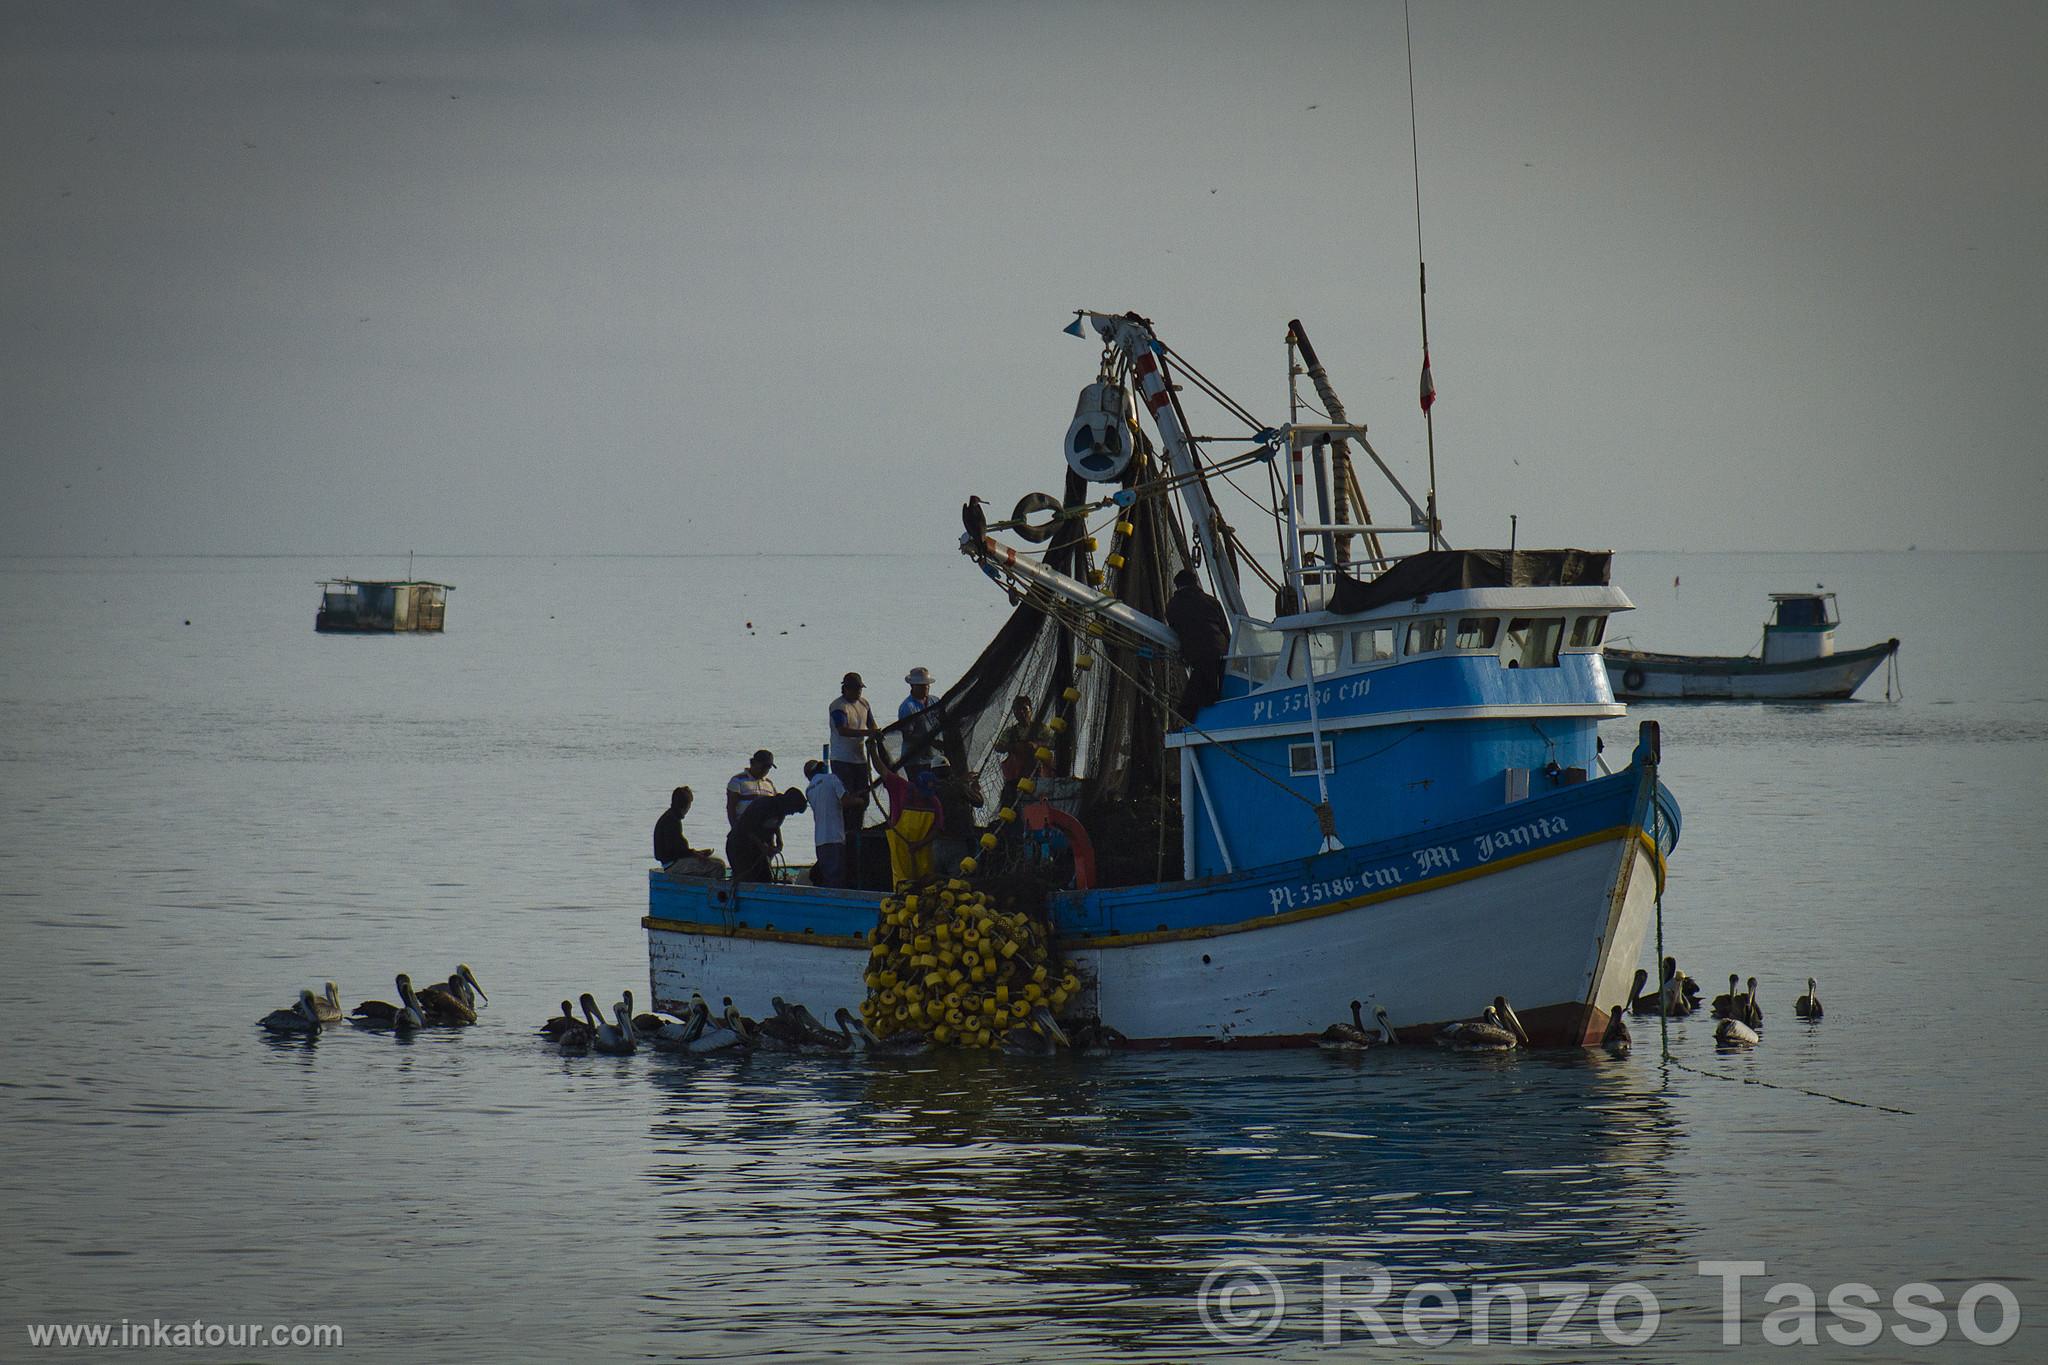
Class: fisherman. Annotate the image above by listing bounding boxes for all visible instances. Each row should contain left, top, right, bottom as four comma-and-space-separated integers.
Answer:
1166, 567, 1231, 718
898, 666, 942, 776
803, 759, 850, 887
726, 749, 777, 827
871, 742, 945, 886
829, 672, 880, 871
725, 787, 807, 885
997, 694, 1052, 797
653, 786, 700, 868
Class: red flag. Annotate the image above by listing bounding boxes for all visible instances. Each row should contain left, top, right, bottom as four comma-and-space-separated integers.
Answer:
1419, 349, 1437, 414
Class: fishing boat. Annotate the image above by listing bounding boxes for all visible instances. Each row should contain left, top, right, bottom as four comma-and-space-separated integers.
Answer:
315, 578, 452, 633
1603, 591, 1898, 701
645, 312, 1680, 1048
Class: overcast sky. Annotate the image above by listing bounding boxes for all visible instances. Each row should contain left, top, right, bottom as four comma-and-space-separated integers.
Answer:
4, 0, 2042, 558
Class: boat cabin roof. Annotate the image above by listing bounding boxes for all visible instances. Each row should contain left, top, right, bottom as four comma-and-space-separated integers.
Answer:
1768, 590, 1835, 602
318, 578, 456, 590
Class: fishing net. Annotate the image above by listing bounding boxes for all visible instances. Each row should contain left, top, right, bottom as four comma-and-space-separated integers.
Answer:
869, 450, 1191, 890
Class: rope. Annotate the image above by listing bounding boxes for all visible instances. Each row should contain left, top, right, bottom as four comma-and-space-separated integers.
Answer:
1661, 1056, 1915, 1115
1651, 803, 1910, 1115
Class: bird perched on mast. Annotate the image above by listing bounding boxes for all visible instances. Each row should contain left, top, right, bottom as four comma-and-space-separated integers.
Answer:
962, 495, 988, 543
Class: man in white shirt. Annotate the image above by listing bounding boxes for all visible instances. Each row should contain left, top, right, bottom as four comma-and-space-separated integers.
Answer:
898, 666, 942, 776
829, 672, 879, 883
803, 759, 850, 886
725, 749, 776, 828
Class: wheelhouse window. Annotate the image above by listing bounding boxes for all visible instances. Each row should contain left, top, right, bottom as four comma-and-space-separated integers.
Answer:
1228, 621, 1282, 682
1569, 614, 1607, 648
1504, 616, 1565, 669
1280, 629, 1343, 681
1453, 616, 1500, 651
1350, 626, 1395, 665
1288, 740, 1335, 776
1406, 618, 1446, 656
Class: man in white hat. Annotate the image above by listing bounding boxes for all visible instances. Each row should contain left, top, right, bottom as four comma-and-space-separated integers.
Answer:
898, 666, 942, 778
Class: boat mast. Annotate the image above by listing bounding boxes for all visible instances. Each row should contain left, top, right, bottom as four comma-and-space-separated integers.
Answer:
1405, 0, 1446, 550
1093, 315, 1250, 621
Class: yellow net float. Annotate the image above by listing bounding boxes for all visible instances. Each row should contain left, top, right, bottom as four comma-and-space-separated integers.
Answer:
1015, 777, 1036, 796
1061, 686, 1080, 703
997, 807, 1017, 824
1105, 553, 1126, 570
1116, 519, 1136, 536
1075, 655, 1095, 670
958, 856, 978, 874
1046, 717, 1067, 734
1033, 746, 1054, 763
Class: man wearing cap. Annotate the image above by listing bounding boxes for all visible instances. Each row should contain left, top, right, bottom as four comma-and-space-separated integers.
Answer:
725, 787, 806, 884
726, 749, 777, 828
897, 666, 942, 777
828, 672, 880, 876
803, 759, 850, 887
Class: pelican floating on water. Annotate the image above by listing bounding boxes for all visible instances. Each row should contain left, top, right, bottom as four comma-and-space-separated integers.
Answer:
1602, 1005, 1632, 1057
1715, 1016, 1760, 1048
1710, 973, 1744, 1019
592, 1001, 637, 1055
1437, 1005, 1523, 1051
258, 990, 323, 1034
415, 973, 478, 1026
1795, 978, 1823, 1019
1627, 968, 1663, 1017
308, 982, 343, 1024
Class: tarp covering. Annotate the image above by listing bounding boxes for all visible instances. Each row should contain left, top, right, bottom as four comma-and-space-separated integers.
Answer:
1324, 549, 1612, 617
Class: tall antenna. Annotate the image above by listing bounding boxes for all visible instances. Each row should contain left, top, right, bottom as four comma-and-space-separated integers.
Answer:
1404, 0, 1444, 549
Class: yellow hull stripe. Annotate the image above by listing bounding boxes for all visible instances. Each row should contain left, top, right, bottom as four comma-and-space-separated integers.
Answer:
644, 826, 1666, 955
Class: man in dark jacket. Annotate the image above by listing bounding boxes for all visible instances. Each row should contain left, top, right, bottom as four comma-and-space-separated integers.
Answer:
725, 787, 808, 884
1165, 567, 1231, 719
653, 786, 697, 867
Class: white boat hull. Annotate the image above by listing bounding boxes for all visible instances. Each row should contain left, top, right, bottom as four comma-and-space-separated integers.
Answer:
647, 826, 1662, 1048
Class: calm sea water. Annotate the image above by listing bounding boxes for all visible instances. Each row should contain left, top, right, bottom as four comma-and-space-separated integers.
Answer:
2, 551, 2043, 1362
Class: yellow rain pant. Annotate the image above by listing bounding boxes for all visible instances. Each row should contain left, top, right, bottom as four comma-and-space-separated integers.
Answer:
886, 808, 938, 886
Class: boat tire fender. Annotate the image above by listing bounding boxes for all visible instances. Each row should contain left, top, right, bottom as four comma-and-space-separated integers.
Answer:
1622, 667, 1647, 692
1010, 492, 1063, 543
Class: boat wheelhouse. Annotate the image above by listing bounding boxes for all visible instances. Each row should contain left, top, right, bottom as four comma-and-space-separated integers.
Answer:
315, 579, 453, 634
646, 311, 1679, 1047
1604, 591, 1898, 701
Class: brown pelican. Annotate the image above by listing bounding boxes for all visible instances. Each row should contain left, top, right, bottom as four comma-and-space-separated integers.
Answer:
258, 990, 323, 1034
1795, 978, 1823, 1019
539, 1000, 580, 1038
1715, 1016, 1760, 1048
1001, 1006, 1072, 1055
750, 1000, 808, 1052
720, 1000, 761, 1047
309, 982, 344, 1024
453, 964, 487, 1009
1602, 1005, 1632, 1057
1741, 977, 1764, 1029
1627, 968, 1662, 1017
1318, 1000, 1376, 1050
1710, 973, 1744, 1019
1492, 996, 1531, 1045
350, 974, 413, 1024
415, 974, 477, 1026
592, 1001, 637, 1055
1437, 1006, 1520, 1051
1065, 1020, 1129, 1056
1656, 958, 1694, 1017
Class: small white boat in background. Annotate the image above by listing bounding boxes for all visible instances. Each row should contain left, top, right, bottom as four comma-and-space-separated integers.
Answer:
1604, 591, 1898, 701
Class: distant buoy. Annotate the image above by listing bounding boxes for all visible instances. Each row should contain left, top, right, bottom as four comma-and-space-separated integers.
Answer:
183, 619, 191, 625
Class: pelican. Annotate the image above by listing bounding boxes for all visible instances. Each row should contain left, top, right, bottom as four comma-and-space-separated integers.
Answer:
415, 974, 477, 1026
1438, 1006, 1520, 1051
258, 990, 323, 1034
1627, 968, 1662, 1017
1001, 1006, 1072, 1055
557, 1000, 595, 1053
1795, 978, 1823, 1019
453, 964, 487, 1009
665, 1000, 745, 1054
1602, 1005, 1632, 1057
1317, 1000, 1377, 1051
308, 982, 344, 1025
592, 1001, 637, 1056
1657, 958, 1694, 1017
720, 999, 760, 1047
635, 1007, 699, 1048
749, 1000, 808, 1052
1715, 1017, 1760, 1048
1741, 977, 1764, 1029
1492, 996, 1531, 1045
1710, 974, 1743, 1019
539, 1000, 580, 1038
350, 974, 415, 1025
1065, 1020, 1129, 1056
